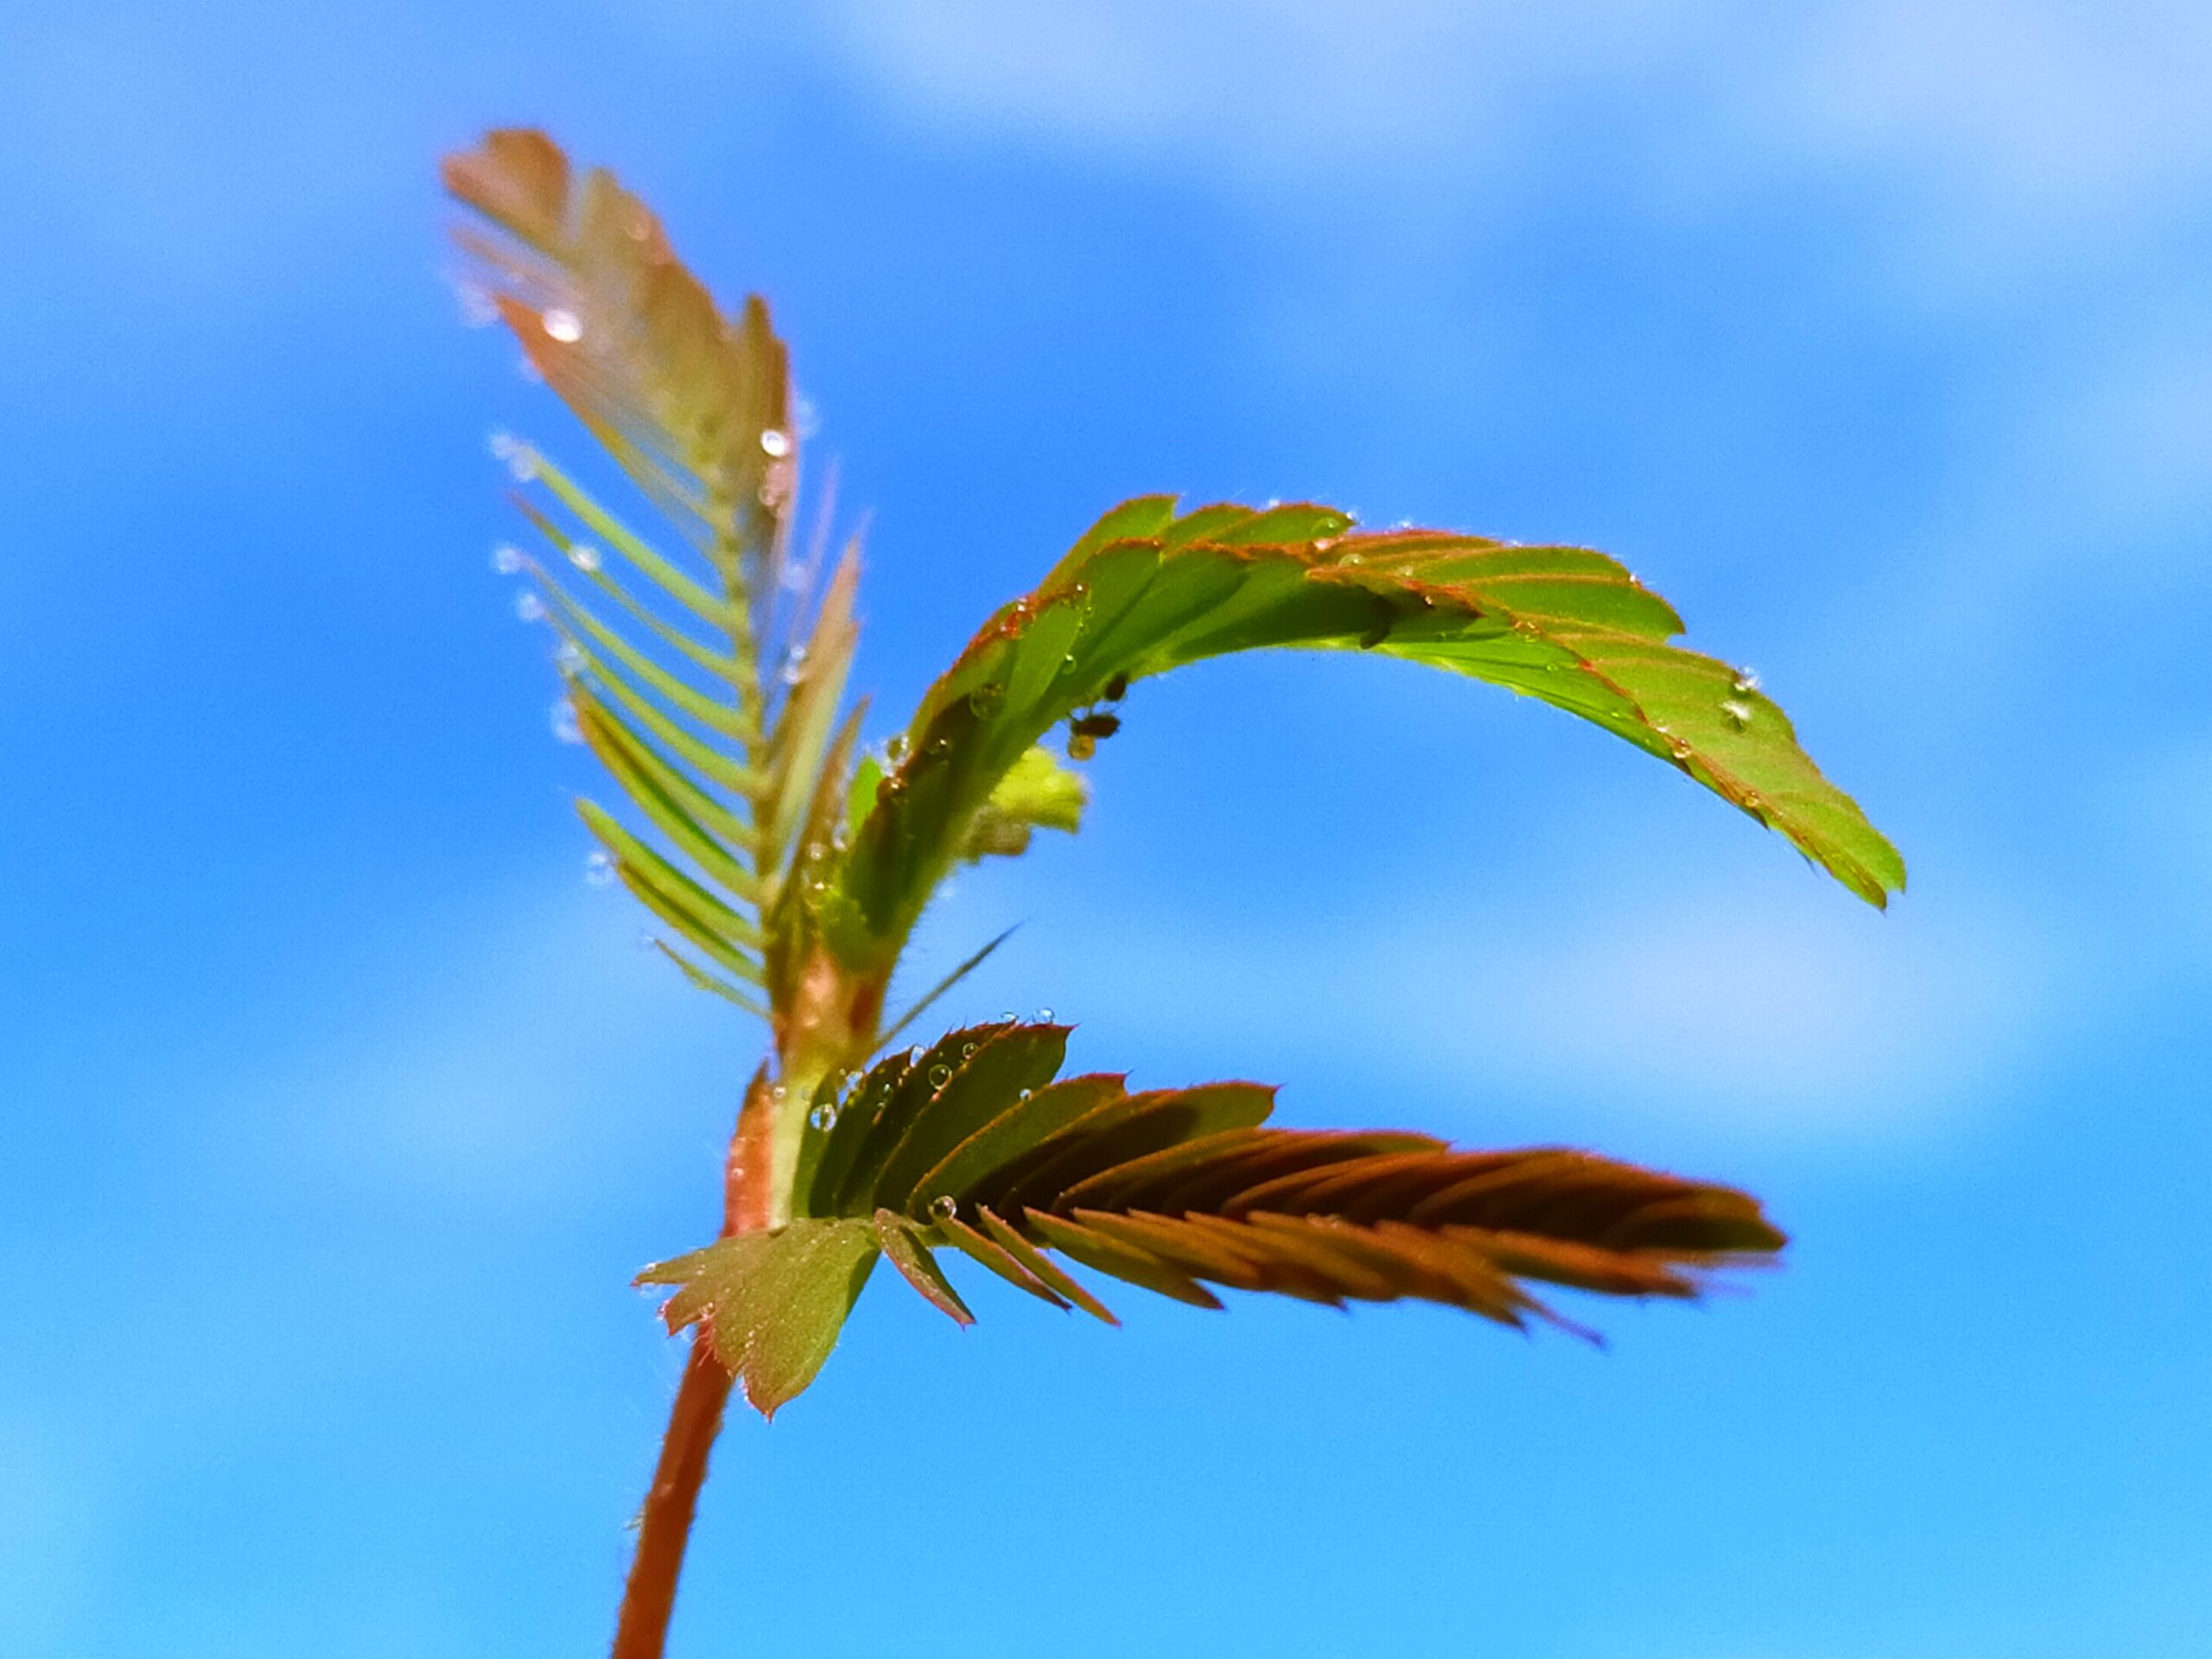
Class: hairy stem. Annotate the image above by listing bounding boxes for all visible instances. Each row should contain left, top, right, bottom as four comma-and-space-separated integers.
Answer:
610, 1071, 771, 1658
610, 1334, 734, 1659
609, 950, 883, 1655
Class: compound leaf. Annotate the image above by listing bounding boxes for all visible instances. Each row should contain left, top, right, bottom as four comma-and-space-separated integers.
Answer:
650, 1021, 1789, 1414
836, 500, 1904, 966
448, 129, 864, 1011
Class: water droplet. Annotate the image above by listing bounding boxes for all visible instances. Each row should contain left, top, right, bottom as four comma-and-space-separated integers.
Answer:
1732, 668, 1762, 693
567, 543, 601, 573
928, 1064, 952, 1088
809, 1103, 839, 1131
505, 445, 539, 482
1035, 1007, 1054, 1022
1339, 551, 1365, 567
637, 931, 659, 953
759, 428, 791, 459
554, 640, 585, 673
1015, 1087, 1033, 1102
929, 1194, 958, 1221
769, 1084, 788, 1104
550, 699, 582, 743
542, 308, 583, 343
1000, 1010, 1017, 1023
906, 1046, 925, 1064
491, 543, 524, 575
583, 850, 616, 887
515, 592, 546, 622
1720, 698, 1754, 730
779, 645, 809, 687
488, 430, 518, 461
960, 1042, 976, 1059
925, 736, 951, 759
885, 734, 911, 764
877, 775, 906, 804
967, 683, 1007, 718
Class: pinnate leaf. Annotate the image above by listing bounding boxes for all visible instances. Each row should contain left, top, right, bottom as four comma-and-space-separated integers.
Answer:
645, 1021, 1790, 1414
449, 130, 872, 1006
836, 499, 1904, 966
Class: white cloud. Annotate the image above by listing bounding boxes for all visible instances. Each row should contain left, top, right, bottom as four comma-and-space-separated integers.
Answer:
804, 0, 2212, 237
810, 0, 1715, 194
1772, 0, 2212, 232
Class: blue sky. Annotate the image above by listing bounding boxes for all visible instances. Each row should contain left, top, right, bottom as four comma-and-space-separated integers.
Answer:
4, 3, 2209, 1654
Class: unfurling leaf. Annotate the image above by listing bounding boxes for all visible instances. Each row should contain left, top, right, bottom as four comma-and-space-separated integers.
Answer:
835, 499, 1905, 969
958, 745, 1087, 862
448, 130, 870, 1007
643, 1022, 1788, 1413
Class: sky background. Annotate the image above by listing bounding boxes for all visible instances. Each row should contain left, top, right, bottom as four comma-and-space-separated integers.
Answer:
4, 3, 2209, 1655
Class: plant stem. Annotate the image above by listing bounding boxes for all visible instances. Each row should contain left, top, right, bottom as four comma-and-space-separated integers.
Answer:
610, 1335, 733, 1659
607, 957, 886, 1655
611, 1072, 771, 1659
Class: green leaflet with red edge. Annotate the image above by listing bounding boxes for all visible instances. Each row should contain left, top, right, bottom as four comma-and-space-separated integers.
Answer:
834, 499, 1905, 967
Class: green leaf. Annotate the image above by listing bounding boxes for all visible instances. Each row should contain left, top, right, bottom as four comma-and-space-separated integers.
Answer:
867, 1023, 1071, 1215
957, 745, 1087, 861
578, 800, 764, 983
637, 1219, 879, 1417
873, 1211, 974, 1326
836, 499, 1905, 963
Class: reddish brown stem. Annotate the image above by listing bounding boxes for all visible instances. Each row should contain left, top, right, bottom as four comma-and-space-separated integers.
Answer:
609, 952, 885, 1655
610, 1333, 734, 1659
611, 1072, 768, 1658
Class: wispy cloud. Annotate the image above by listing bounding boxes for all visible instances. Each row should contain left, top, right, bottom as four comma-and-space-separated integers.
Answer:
810, 0, 1717, 194
801, 0, 2212, 241
1016, 868, 2064, 1147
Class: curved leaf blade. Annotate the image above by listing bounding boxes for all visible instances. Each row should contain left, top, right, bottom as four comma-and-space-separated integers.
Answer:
836, 500, 1904, 961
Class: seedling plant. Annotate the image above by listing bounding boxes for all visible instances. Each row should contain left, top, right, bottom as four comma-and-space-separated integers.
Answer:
443, 130, 1905, 1658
